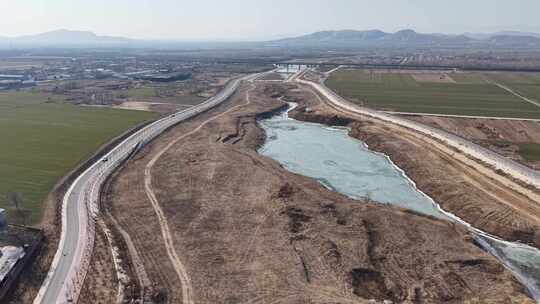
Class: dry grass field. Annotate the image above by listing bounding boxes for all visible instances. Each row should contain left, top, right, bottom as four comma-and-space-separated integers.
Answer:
97, 82, 533, 303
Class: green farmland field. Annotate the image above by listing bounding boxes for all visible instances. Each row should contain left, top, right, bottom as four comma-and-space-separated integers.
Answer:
119, 87, 157, 98
0, 91, 159, 224
485, 72, 540, 104
326, 70, 540, 119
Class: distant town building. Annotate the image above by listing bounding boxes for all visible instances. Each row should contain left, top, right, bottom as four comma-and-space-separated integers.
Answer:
0, 225, 43, 301
135, 71, 192, 82
0, 246, 25, 283
0, 74, 26, 81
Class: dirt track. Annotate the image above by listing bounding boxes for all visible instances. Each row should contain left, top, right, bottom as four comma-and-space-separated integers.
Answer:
142, 84, 258, 304
95, 81, 535, 304
409, 115, 540, 169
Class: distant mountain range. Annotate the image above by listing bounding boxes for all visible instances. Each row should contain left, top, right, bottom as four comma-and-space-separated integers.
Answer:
464, 31, 540, 40
1, 29, 540, 49
268, 29, 540, 48
0, 29, 133, 47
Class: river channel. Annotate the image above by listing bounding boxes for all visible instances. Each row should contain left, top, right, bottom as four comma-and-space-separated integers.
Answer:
258, 104, 540, 302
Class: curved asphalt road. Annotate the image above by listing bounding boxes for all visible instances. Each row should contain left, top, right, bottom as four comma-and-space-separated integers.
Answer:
34, 72, 265, 304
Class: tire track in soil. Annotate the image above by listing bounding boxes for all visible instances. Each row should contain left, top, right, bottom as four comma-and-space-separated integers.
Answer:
144, 84, 256, 304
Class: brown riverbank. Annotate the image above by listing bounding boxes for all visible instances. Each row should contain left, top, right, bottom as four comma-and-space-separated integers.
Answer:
282, 82, 540, 251
83, 82, 535, 303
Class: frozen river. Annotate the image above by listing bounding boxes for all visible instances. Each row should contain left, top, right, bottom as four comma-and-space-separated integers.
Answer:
258, 105, 540, 302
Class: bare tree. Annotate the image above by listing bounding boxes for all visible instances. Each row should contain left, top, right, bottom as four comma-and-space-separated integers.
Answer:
18, 210, 32, 227
6, 192, 32, 226
6, 192, 22, 210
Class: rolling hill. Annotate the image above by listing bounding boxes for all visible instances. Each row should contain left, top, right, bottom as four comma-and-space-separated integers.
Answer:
1, 28, 540, 49
0, 29, 133, 47
267, 29, 540, 49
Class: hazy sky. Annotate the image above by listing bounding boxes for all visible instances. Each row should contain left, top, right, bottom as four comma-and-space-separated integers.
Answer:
1, 0, 539, 40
